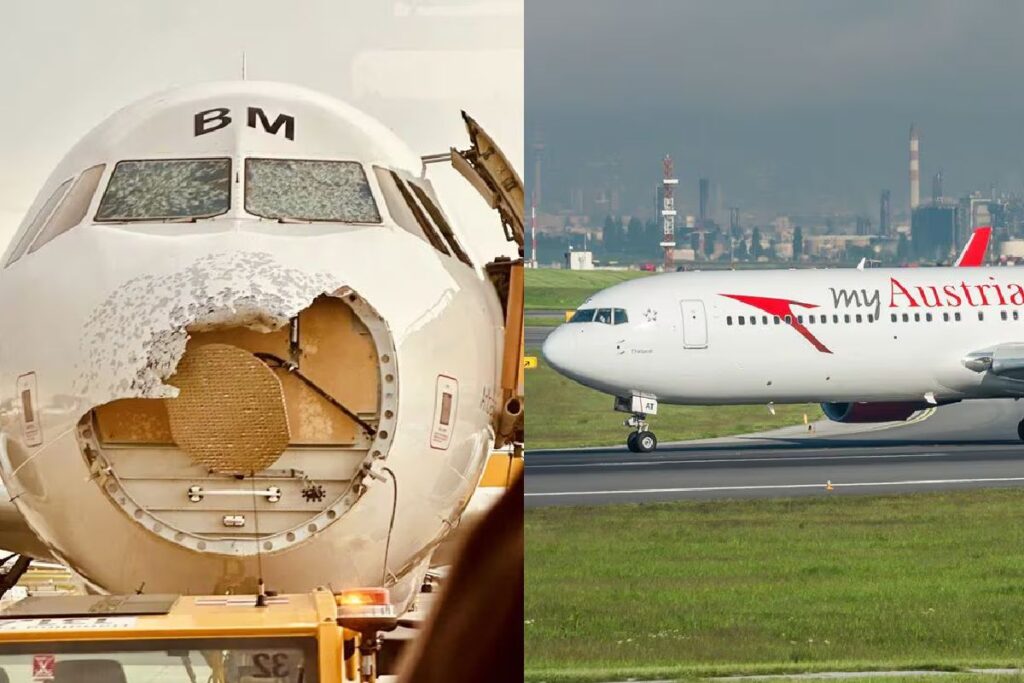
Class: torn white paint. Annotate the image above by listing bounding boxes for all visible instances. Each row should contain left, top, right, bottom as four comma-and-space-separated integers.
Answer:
74, 250, 342, 404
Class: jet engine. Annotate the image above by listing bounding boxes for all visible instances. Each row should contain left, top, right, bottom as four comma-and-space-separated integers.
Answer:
820, 401, 930, 423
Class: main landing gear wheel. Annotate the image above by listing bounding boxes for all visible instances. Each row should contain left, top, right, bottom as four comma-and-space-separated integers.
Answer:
1017, 419, 1024, 442
635, 430, 657, 453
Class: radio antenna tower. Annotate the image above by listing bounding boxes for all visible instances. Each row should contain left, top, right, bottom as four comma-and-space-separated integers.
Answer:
530, 132, 543, 268
530, 191, 538, 268
661, 155, 678, 270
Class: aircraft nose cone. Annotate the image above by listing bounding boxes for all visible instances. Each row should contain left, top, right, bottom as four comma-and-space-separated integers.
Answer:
542, 325, 575, 376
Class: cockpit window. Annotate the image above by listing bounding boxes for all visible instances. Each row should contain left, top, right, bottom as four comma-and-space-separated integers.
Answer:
569, 308, 595, 323
96, 158, 231, 222
245, 159, 382, 223
373, 167, 451, 256
29, 164, 106, 254
569, 307, 625, 325
6, 177, 74, 265
408, 180, 473, 266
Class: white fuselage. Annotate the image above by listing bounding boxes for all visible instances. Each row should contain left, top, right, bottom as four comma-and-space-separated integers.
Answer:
543, 267, 1024, 405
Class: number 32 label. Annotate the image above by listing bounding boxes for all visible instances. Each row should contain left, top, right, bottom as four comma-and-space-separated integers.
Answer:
253, 652, 290, 678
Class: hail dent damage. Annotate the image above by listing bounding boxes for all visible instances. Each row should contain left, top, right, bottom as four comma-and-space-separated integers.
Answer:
73, 251, 343, 407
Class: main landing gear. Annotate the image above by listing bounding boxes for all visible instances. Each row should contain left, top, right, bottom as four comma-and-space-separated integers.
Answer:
616, 395, 660, 453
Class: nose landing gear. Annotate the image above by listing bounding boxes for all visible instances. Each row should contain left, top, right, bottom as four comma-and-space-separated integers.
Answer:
625, 417, 658, 453
616, 395, 660, 453
1017, 418, 1024, 442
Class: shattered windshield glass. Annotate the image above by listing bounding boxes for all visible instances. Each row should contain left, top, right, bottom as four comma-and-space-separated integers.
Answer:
95, 158, 231, 222
245, 159, 382, 223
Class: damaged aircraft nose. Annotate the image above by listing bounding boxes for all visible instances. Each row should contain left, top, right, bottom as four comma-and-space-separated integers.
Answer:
77, 253, 399, 557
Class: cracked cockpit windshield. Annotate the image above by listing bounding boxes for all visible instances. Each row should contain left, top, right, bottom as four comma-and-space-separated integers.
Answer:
95, 158, 231, 222
244, 159, 381, 223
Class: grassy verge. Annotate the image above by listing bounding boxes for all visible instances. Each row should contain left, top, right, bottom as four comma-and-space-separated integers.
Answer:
525, 489, 1024, 682
526, 316, 566, 328
525, 349, 820, 449
525, 269, 653, 310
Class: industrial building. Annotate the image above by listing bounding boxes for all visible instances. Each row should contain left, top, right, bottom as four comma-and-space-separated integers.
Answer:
911, 204, 957, 261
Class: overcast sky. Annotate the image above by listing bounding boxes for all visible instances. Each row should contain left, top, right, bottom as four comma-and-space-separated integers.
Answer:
527, 0, 1024, 222
0, 0, 522, 251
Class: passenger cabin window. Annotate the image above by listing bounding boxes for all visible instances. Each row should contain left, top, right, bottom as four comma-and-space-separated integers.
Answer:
96, 158, 231, 222
28, 164, 106, 255
374, 168, 451, 256
245, 159, 381, 223
6, 177, 74, 265
569, 309, 595, 323
408, 181, 473, 266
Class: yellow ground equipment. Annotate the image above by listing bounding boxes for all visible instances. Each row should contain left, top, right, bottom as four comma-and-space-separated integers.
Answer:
0, 587, 401, 682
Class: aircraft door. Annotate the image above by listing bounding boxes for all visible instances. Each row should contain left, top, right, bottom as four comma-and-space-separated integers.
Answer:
680, 300, 708, 349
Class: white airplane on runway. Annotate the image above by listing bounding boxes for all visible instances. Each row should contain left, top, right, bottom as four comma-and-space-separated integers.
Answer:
0, 81, 524, 611
540, 228, 1024, 453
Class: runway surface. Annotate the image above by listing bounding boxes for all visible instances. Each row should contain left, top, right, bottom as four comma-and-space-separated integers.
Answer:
525, 325, 552, 348
526, 399, 1024, 506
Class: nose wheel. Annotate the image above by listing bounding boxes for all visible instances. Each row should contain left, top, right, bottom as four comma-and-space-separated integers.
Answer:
625, 414, 658, 453
1018, 418, 1024, 442
627, 430, 658, 453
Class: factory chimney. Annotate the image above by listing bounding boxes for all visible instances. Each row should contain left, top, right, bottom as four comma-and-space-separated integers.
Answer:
879, 190, 891, 237
698, 177, 710, 226
909, 124, 920, 210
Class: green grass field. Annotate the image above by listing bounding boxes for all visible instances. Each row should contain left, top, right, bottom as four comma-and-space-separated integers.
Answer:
525, 489, 1024, 682
526, 316, 566, 328
525, 269, 653, 310
525, 349, 820, 449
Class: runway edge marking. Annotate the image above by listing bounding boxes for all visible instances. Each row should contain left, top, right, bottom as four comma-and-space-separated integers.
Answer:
525, 449, 996, 469
525, 476, 1024, 497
